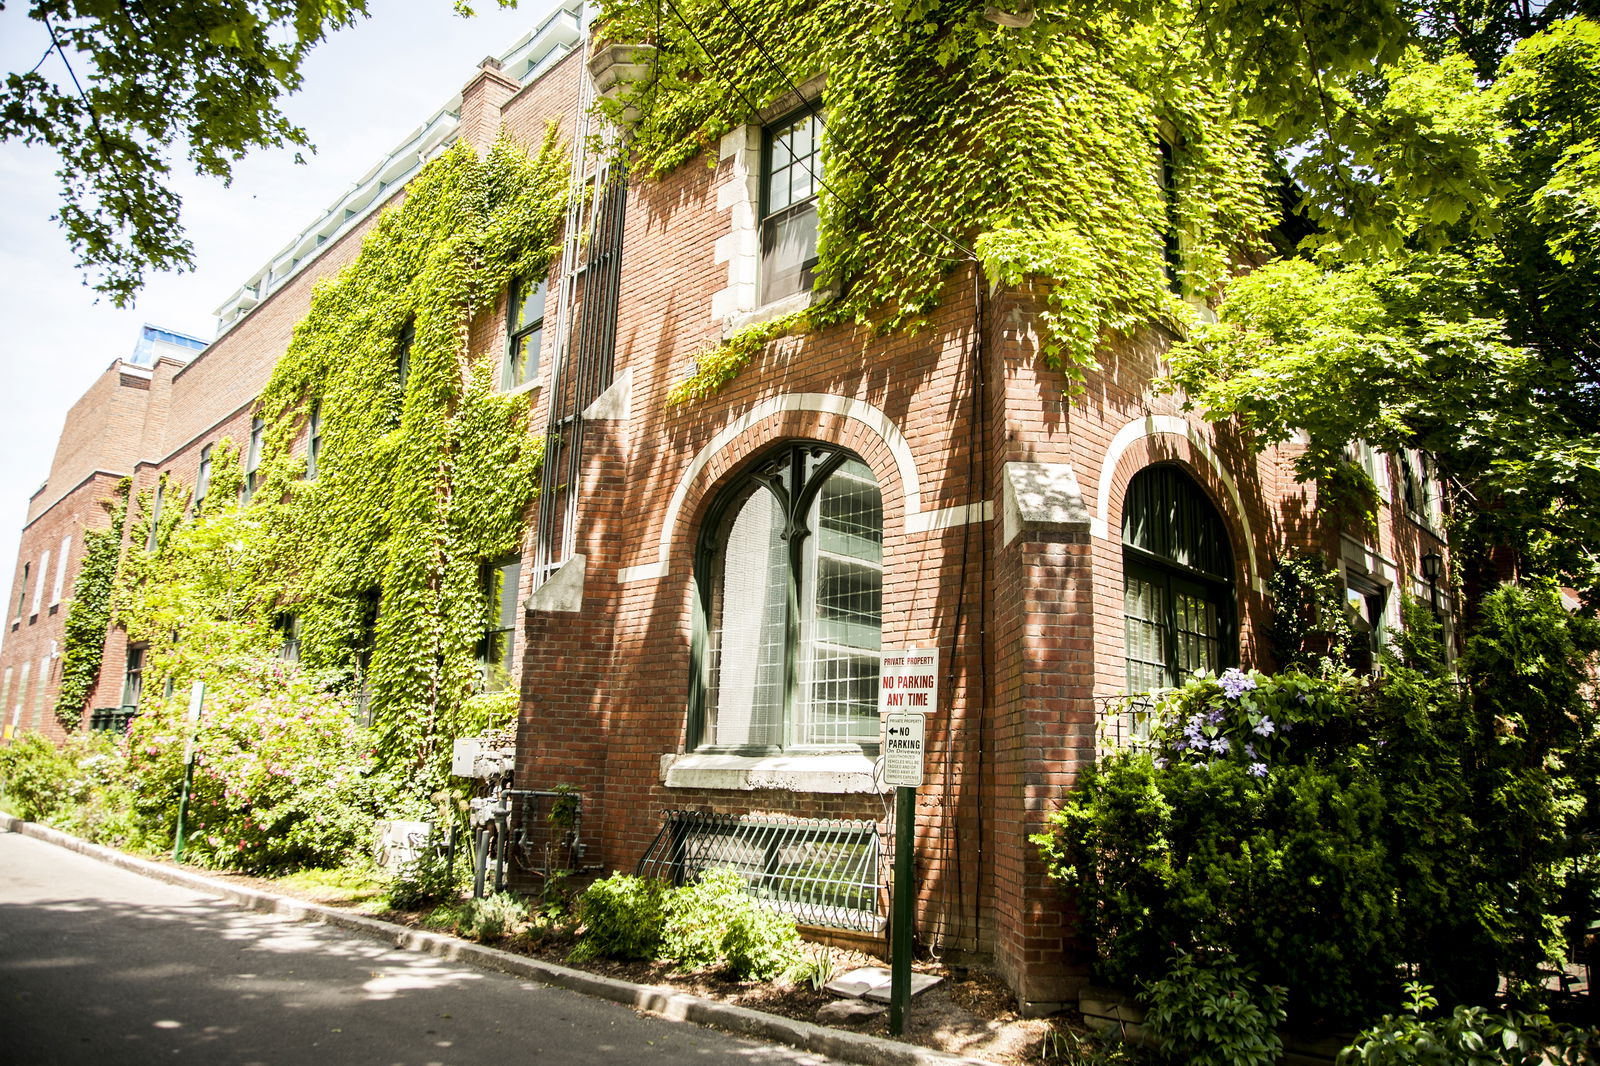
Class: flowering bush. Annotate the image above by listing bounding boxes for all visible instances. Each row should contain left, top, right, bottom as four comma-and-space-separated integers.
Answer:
1041, 583, 1600, 1028
1040, 680, 1398, 1023
124, 656, 394, 873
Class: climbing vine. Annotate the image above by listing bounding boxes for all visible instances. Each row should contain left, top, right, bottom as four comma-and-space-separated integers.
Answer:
600, 0, 1277, 395
112, 134, 568, 791
53, 479, 130, 730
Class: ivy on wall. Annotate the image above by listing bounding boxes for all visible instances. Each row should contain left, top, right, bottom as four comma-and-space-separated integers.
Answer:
600, 0, 1277, 397
112, 134, 568, 786
53, 479, 131, 729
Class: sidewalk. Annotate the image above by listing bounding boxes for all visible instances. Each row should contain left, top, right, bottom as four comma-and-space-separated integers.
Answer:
1, 814, 999, 1066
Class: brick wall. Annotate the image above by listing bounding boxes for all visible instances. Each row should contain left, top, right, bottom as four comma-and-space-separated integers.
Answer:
0, 40, 1452, 1015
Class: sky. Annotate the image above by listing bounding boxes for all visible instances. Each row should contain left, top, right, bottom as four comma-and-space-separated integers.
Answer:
0, 0, 566, 623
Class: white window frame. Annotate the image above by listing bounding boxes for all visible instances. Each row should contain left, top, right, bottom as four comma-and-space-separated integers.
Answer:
50, 536, 70, 605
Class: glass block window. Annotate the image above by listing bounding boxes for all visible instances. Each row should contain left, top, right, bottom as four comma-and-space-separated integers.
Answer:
1121, 464, 1234, 693
504, 278, 546, 390
696, 444, 882, 752
761, 109, 824, 304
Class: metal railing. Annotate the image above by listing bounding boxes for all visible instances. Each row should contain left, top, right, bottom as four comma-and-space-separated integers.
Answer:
638, 810, 884, 932
88, 706, 137, 733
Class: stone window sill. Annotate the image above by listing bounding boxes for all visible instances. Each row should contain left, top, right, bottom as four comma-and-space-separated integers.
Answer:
660, 751, 884, 794
721, 285, 837, 340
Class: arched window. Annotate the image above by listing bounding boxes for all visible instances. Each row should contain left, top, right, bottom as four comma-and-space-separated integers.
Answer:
692, 444, 883, 752
1122, 464, 1235, 693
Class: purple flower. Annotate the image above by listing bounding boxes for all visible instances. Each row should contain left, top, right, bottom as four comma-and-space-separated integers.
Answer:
1253, 716, 1276, 737
1209, 736, 1231, 755
1244, 741, 1257, 759
1220, 668, 1256, 699
1205, 708, 1225, 727
1153, 756, 1169, 770
1248, 762, 1268, 778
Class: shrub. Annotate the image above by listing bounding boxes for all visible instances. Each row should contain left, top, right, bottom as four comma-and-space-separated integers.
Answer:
1142, 951, 1285, 1066
385, 846, 464, 911
1039, 670, 1400, 1024
122, 659, 393, 874
1338, 982, 1600, 1066
1042, 583, 1600, 1022
662, 868, 803, 979
0, 731, 88, 821
572, 873, 667, 962
426, 892, 527, 941
0, 729, 141, 838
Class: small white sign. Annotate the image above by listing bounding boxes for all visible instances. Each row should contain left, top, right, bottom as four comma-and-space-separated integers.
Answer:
882, 712, 925, 788
878, 647, 938, 715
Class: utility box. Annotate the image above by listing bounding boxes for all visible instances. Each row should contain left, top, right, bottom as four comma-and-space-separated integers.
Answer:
451, 737, 483, 777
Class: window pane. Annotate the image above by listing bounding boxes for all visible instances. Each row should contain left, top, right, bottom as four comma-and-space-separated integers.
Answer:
708, 488, 788, 747
760, 201, 819, 304
796, 462, 881, 747
512, 280, 546, 333
1173, 585, 1220, 677
1123, 572, 1170, 693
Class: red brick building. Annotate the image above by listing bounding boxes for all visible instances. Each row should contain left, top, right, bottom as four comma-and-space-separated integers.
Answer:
0, 1, 1451, 1013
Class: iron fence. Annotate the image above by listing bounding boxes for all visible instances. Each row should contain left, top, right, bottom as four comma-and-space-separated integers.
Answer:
638, 809, 884, 932
88, 706, 137, 733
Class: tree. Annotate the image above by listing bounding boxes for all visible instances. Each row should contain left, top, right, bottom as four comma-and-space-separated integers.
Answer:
1166, 10, 1600, 604
1, 0, 378, 305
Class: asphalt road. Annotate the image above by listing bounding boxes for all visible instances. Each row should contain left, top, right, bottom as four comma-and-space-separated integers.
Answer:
0, 832, 841, 1066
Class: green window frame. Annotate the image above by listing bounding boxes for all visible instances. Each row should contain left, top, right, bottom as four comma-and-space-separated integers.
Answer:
691, 443, 883, 754
1121, 464, 1235, 693
477, 556, 521, 692
503, 277, 547, 390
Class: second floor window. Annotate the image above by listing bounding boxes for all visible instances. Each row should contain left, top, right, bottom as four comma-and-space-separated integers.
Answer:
195, 444, 213, 510
760, 109, 823, 305
307, 400, 323, 480
504, 278, 546, 390
243, 417, 264, 503
122, 644, 145, 710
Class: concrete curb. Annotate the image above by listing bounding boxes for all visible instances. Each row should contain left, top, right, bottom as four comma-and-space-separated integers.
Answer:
2, 815, 997, 1066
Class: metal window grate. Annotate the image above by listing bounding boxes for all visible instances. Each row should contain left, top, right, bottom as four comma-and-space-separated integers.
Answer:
638, 810, 884, 932
88, 706, 137, 733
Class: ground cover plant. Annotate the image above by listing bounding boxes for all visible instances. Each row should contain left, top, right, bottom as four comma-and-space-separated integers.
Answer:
574, 869, 806, 981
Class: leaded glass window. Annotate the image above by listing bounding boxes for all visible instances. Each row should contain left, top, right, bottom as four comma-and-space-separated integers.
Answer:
695, 444, 882, 752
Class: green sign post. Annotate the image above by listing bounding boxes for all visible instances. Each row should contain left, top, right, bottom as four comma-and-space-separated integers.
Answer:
172, 681, 205, 862
879, 648, 936, 1037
